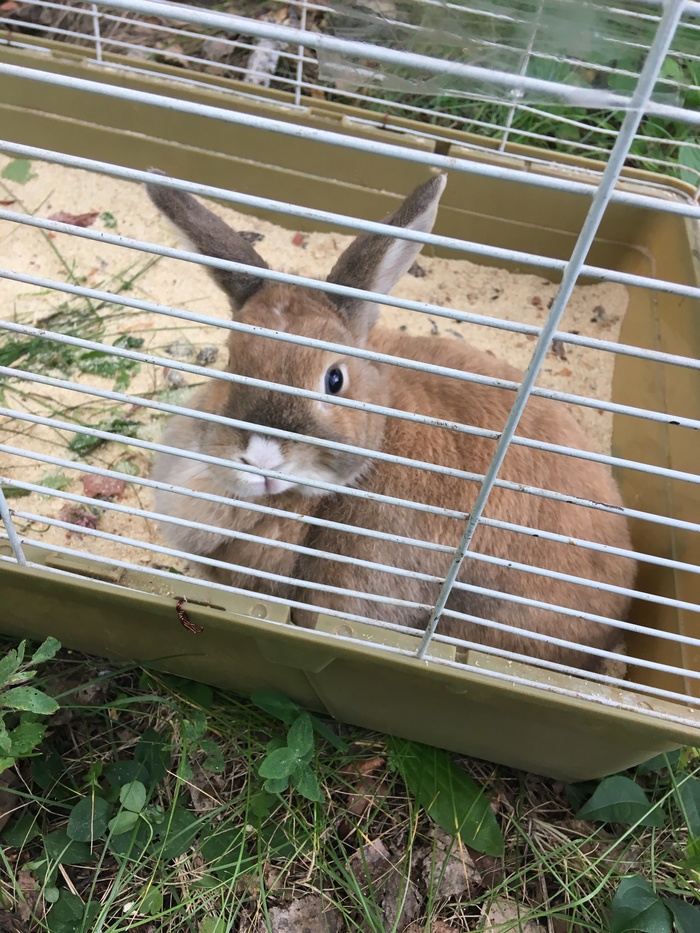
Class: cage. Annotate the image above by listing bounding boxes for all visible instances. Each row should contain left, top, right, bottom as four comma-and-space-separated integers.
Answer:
1, 0, 699, 782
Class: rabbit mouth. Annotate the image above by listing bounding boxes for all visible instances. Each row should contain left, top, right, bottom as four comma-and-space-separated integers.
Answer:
227, 434, 363, 500
229, 459, 347, 500
228, 434, 301, 499
233, 470, 295, 499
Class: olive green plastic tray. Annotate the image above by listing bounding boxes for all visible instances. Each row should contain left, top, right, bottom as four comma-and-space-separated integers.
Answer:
1, 39, 699, 781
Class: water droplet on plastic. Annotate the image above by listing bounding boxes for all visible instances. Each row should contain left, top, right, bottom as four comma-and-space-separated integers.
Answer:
250, 604, 268, 619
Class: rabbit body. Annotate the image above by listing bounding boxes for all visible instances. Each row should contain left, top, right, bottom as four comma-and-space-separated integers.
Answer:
148, 174, 636, 671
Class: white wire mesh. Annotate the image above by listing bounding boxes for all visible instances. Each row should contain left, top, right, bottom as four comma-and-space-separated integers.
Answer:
1, 0, 699, 732
2, 0, 699, 193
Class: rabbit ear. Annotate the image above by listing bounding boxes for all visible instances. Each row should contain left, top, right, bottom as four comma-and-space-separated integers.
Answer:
146, 172, 268, 313
326, 173, 447, 340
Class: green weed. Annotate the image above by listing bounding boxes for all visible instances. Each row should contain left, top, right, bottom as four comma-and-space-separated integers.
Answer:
0, 642, 698, 932
0, 637, 61, 772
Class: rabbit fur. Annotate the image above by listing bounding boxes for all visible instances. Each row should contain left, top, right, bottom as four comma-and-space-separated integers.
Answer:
147, 172, 636, 671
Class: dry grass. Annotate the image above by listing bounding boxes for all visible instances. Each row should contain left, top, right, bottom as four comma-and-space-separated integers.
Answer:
0, 641, 697, 932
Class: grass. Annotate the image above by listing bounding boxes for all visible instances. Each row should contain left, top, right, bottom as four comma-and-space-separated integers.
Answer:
300, 3, 700, 187
0, 285, 159, 474
1, 638, 699, 933
306, 60, 700, 187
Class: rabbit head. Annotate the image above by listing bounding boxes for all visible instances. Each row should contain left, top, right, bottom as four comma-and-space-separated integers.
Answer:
147, 173, 446, 501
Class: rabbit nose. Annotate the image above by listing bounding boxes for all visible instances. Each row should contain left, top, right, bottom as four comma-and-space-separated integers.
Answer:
241, 435, 285, 471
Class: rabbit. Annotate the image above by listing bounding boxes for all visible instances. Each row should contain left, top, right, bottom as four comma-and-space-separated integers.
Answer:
146, 171, 637, 673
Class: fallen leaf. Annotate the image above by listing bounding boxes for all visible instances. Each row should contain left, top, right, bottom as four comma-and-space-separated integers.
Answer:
551, 339, 568, 361
1, 159, 36, 184
48, 210, 99, 227
0, 197, 16, 206
165, 369, 186, 389
421, 831, 481, 897
349, 837, 390, 877
0, 486, 30, 499
157, 42, 186, 64
348, 839, 419, 930
75, 681, 111, 706
266, 895, 343, 933
57, 504, 100, 532
339, 758, 389, 826
555, 367, 572, 377
163, 340, 194, 360
357, 756, 384, 775
261, 863, 286, 893
291, 232, 307, 248
482, 898, 545, 932
196, 345, 219, 367
16, 870, 40, 923
81, 474, 126, 501
0, 910, 30, 933
201, 37, 231, 62
465, 846, 505, 891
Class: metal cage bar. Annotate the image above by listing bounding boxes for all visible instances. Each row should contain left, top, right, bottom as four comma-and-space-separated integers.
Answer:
418, 0, 689, 656
5, 0, 699, 186
65, 0, 700, 124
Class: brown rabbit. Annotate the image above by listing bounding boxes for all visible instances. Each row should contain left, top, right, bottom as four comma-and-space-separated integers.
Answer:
147, 173, 636, 671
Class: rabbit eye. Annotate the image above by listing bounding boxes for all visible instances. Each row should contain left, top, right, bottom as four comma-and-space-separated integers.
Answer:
325, 367, 344, 395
